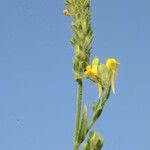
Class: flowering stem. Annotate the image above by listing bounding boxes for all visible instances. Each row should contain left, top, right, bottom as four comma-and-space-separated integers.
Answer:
74, 80, 83, 150
87, 86, 110, 132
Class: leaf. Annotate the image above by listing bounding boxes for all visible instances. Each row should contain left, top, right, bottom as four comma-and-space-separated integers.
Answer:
78, 104, 88, 144
92, 101, 97, 112
92, 106, 103, 123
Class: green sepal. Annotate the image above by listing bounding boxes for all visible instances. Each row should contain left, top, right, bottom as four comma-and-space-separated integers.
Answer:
98, 64, 111, 89
105, 86, 111, 100
70, 37, 80, 52
78, 104, 88, 144
64, 0, 72, 8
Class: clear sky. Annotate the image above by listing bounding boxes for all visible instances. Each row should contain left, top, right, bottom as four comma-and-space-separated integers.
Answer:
0, 0, 150, 150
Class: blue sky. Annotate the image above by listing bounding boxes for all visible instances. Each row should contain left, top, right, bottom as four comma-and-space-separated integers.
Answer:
0, 0, 150, 150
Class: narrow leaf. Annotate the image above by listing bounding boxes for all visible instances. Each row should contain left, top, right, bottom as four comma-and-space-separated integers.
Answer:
78, 104, 88, 144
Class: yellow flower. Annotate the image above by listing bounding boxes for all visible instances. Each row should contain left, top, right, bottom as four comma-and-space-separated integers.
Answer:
106, 58, 120, 73
63, 9, 70, 16
106, 58, 120, 94
84, 57, 99, 81
84, 57, 102, 96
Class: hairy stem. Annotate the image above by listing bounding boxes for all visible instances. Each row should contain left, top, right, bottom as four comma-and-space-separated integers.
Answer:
74, 80, 83, 150
87, 86, 110, 132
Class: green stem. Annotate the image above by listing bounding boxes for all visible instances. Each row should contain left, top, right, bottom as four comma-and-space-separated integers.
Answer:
87, 86, 110, 132
74, 80, 83, 150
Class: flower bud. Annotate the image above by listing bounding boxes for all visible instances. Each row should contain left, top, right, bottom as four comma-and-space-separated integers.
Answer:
89, 132, 104, 150
63, 9, 70, 16
82, 132, 104, 150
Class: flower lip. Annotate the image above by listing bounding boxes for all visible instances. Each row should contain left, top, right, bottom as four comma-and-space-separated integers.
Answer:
84, 57, 99, 78
106, 58, 120, 73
